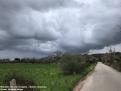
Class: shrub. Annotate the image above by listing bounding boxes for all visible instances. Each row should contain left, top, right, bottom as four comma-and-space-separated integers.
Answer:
59, 54, 87, 75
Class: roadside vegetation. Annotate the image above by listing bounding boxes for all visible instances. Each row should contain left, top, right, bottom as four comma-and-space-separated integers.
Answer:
0, 49, 121, 91
0, 63, 95, 91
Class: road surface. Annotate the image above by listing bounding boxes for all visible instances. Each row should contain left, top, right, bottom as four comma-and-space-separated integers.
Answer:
74, 62, 121, 91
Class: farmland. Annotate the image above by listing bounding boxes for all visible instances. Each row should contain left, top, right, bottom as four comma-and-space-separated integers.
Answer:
0, 63, 94, 91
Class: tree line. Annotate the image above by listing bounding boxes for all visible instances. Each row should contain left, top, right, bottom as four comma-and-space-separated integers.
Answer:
0, 51, 121, 73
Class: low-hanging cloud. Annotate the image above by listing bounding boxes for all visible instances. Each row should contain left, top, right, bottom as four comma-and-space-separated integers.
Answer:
0, 0, 121, 58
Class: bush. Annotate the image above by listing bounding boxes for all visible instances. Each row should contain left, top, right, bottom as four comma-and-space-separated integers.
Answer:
59, 54, 87, 75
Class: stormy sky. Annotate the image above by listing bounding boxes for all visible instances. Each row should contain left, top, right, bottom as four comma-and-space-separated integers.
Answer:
0, 0, 121, 58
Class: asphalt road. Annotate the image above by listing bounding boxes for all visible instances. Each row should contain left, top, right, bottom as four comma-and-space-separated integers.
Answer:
74, 62, 121, 91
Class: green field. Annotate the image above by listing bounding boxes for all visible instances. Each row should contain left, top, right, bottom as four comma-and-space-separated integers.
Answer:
0, 63, 94, 91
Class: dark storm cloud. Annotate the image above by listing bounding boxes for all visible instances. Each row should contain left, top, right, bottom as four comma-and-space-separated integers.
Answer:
0, 0, 69, 10
0, 0, 121, 58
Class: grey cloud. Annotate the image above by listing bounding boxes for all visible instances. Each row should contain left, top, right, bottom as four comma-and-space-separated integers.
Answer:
0, 0, 121, 58
10, 10, 61, 41
0, 0, 70, 11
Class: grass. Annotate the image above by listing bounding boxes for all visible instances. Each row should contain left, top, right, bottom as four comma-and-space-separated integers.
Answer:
0, 63, 95, 91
